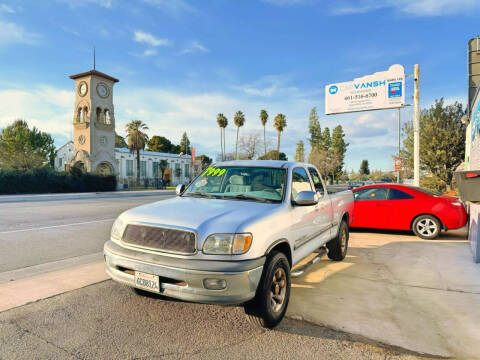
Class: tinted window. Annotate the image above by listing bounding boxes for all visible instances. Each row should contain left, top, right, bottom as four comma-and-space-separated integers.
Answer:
389, 188, 414, 200
291, 167, 313, 200
354, 187, 388, 201
408, 186, 441, 197
308, 167, 325, 196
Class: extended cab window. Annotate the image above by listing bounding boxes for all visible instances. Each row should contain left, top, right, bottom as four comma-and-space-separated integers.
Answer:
389, 188, 414, 200
354, 187, 388, 201
291, 167, 313, 201
308, 167, 325, 196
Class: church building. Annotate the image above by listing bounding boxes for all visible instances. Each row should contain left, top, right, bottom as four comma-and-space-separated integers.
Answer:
55, 68, 199, 187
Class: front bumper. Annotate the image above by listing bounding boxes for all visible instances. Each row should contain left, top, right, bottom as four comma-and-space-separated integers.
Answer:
104, 241, 265, 305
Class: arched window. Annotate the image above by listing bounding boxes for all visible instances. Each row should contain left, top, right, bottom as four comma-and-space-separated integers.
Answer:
76, 108, 82, 123
96, 107, 102, 123
104, 109, 111, 124
82, 106, 88, 123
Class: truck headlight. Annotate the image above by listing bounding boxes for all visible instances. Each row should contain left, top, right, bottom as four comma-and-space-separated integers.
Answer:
110, 217, 125, 241
203, 233, 253, 255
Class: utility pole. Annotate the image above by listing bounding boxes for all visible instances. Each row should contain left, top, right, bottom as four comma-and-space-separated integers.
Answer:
397, 107, 401, 184
413, 64, 420, 186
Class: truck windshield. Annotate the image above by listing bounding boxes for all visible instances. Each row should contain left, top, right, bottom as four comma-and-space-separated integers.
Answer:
183, 166, 286, 203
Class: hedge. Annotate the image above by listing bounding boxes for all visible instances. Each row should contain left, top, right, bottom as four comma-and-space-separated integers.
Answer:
0, 168, 117, 194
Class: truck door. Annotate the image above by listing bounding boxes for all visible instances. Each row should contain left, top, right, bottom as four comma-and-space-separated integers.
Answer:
290, 167, 317, 252
308, 167, 333, 243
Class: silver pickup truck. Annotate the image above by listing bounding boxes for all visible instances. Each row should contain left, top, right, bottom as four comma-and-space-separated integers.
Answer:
104, 160, 354, 328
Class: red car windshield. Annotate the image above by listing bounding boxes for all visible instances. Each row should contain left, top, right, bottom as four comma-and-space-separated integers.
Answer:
408, 186, 442, 197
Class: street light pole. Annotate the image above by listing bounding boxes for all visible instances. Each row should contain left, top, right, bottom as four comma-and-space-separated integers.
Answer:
397, 107, 401, 184
413, 64, 420, 187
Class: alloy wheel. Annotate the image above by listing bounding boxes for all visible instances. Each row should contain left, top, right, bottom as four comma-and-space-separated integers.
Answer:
270, 268, 287, 313
416, 218, 438, 237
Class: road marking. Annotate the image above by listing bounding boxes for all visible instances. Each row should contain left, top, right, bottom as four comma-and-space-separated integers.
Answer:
0, 218, 115, 234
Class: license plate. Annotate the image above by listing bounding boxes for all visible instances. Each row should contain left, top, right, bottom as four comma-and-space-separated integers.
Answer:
134, 271, 160, 293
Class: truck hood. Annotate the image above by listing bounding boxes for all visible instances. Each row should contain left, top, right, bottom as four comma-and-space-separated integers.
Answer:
120, 195, 282, 238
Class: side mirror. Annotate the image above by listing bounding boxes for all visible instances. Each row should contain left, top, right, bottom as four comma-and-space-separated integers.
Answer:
176, 184, 185, 195
293, 191, 318, 206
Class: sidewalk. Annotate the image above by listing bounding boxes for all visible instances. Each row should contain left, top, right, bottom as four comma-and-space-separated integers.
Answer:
0, 189, 174, 203
287, 228, 480, 358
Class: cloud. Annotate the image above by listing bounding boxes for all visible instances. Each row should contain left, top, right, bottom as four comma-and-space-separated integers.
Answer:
0, 4, 14, 13
331, 0, 480, 16
178, 41, 209, 55
262, 0, 309, 5
0, 20, 40, 45
134, 30, 170, 47
142, 0, 197, 15
0, 86, 74, 143
235, 74, 300, 98
58, 0, 113, 8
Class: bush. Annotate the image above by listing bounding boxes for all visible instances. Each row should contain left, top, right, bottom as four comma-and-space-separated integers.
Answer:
0, 168, 117, 194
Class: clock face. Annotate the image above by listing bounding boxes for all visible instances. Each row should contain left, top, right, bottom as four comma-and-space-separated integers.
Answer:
97, 84, 109, 98
78, 82, 88, 96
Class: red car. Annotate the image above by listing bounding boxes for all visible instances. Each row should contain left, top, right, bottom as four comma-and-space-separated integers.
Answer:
351, 184, 467, 239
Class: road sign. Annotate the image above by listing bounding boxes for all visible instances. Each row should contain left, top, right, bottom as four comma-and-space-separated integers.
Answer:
325, 64, 405, 115
394, 157, 402, 172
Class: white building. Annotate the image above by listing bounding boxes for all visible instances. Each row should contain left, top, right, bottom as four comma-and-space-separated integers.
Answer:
55, 141, 200, 186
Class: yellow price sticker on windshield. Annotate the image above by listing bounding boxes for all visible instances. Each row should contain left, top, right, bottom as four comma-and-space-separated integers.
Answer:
201, 167, 226, 177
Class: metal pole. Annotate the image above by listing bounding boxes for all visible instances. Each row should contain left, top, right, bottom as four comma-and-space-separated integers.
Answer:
413, 64, 420, 187
397, 107, 401, 184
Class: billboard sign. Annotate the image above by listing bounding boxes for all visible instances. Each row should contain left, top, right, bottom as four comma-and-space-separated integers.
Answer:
470, 92, 480, 170
325, 64, 405, 115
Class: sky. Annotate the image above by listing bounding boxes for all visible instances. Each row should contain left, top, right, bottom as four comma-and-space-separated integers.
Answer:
0, 0, 478, 172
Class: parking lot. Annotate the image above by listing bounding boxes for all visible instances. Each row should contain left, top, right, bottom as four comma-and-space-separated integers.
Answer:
0, 192, 479, 359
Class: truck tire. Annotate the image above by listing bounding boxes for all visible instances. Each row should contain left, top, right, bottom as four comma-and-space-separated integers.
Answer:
244, 251, 291, 329
412, 215, 441, 240
327, 220, 348, 261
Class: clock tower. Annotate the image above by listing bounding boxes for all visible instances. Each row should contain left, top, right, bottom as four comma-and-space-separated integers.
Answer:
69, 69, 119, 174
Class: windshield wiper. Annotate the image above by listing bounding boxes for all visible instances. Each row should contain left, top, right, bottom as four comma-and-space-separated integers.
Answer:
228, 194, 276, 203
184, 192, 218, 199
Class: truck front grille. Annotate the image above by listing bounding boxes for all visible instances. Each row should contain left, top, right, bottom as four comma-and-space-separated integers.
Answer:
122, 224, 196, 255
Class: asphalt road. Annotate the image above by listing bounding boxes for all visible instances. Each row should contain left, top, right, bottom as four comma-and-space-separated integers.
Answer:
0, 192, 174, 273
0, 280, 431, 360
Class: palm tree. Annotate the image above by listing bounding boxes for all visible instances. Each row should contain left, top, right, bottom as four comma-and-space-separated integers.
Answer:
125, 120, 149, 181
216, 113, 228, 161
234, 111, 245, 160
274, 114, 287, 160
260, 109, 268, 156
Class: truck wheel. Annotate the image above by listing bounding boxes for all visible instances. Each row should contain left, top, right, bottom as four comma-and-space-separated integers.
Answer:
244, 251, 291, 329
327, 220, 348, 261
412, 215, 441, 239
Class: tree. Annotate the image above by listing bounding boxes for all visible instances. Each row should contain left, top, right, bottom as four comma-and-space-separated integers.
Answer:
331, 125, 348, 179
179, 132, 191, 155
197, 154, 212, 167
309, 148, 341, 184
308, 107, 322, 150
401, 99, 466, 191
234, 111, 245, 160
320, 127, 331, 151
115, 132, 128, 148
147, 135, 176, 153
294, 140, 305, 162
159, 160, 168, 179
125, 120, 149, 181
359, 160, 370, 179
258, 150, 287, 160
274, 113, 287, 160
239, 131, 262, 160
0, 119, 56, 170
260, 109, 268, 156
216, 113, 228, 161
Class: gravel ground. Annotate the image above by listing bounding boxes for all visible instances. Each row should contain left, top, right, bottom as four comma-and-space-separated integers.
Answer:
0, 280, 441, 360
